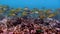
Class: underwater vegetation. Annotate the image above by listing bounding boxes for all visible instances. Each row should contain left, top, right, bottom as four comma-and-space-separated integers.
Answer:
0, 5, 60, 20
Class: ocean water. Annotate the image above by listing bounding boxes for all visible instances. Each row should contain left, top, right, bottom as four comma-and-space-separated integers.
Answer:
0, 0, 60, 20
0, 0, 60, 9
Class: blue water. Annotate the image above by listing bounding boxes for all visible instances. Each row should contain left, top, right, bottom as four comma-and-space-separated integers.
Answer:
0, 0, 60, 9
